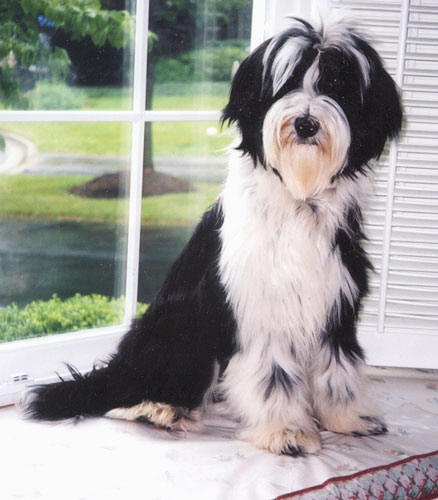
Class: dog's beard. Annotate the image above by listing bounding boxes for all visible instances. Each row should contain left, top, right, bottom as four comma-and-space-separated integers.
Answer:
263, 93, 351, 200
277, 142, 336, 201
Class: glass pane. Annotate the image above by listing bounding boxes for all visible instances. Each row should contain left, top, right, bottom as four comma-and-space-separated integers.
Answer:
148, 0, 253, 110
0, 2, 134, 110
137, 121, 231, 305
0, 122, 131, 342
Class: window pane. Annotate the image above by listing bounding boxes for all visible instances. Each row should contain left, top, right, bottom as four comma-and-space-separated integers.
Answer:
148, 0, 253, 110
0, 2, 134, 110
0, 122, 131, 342
137, 121, 231, 305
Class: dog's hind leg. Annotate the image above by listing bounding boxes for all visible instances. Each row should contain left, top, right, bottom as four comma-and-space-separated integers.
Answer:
107, 402, 204, 432
25, 203, 236, 424
25, 297, 223, 423
106, 358, 220, 432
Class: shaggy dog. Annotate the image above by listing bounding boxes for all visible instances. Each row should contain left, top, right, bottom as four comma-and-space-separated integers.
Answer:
25, 17, 402, 456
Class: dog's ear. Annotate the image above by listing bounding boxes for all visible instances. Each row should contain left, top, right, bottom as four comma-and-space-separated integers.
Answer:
350, 39, 403, 167
222, 41, 269, 126
221, 41, 271, 161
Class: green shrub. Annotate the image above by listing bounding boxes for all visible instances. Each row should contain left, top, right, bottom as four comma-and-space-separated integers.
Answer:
193, 43, 248, 81
27, 82, 85, 110
154, 40, 248, 83
0, 294, 148, 342
155, 56, 192, 82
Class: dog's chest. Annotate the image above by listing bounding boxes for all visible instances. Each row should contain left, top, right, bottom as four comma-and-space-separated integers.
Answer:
219, 166, 355, 348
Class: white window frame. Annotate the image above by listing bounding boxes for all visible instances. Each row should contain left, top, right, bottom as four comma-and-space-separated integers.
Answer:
1, 0, 437, 406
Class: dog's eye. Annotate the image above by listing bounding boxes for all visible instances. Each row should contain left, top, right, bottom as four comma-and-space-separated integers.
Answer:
328, 77, 342, 90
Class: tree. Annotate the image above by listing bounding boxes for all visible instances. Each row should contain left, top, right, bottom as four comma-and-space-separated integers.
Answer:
0, 0, 132, 108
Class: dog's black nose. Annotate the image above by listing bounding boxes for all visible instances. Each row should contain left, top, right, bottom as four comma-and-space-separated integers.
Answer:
294, 116, 320, 138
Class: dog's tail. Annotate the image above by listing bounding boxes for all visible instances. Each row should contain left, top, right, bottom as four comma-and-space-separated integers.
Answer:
24, 360, 140, 421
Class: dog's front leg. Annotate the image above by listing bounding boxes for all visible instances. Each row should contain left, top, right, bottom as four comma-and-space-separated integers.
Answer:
222, 346, 321, 456
311, 341, 387, 437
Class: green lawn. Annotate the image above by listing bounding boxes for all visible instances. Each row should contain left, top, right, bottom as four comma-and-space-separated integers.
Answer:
0, 84, 226, 224
0, 175, 220, 225
0, 83, 233, 156
65, 82, 230, 111
1, 122, 132, 156
1, 120, 231, 157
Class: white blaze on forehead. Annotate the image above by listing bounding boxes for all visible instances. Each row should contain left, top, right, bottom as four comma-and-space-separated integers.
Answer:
264, 16, 371, 97
263, 36, 311, 96
302, 54, 320, 96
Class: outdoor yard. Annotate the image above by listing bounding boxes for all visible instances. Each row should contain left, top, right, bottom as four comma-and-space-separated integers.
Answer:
0, 83, 227, 340
0, 83, 229, 224
0, 7, 248, 340
0, 175, 220, 225
1, 83, 232, 157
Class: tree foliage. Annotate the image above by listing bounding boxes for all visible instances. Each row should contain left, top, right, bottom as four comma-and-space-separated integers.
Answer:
0, 0, 251, 106
0, 0, 132, 107
149, 0, 250, 58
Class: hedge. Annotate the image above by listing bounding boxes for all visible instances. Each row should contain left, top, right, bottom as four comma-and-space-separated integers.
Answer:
0, 294, 148, 343
154, 40, 248, 83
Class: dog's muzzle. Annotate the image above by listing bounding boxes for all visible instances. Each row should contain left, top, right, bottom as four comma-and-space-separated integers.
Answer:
262, 92, 351, 200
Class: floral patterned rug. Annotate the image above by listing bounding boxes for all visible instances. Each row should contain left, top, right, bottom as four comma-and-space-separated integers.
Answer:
277, 450, 438, 500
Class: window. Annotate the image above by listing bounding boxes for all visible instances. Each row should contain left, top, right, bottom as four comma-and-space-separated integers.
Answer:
0, 0, 253, 405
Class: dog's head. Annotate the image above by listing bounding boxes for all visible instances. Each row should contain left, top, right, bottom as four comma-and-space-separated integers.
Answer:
222, 17, 403, 200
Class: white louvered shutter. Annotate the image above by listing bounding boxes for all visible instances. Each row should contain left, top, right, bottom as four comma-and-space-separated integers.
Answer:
331, 0, 438, 368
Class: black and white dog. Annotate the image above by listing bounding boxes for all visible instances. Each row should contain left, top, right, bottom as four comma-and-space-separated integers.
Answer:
26, 17, 402, 456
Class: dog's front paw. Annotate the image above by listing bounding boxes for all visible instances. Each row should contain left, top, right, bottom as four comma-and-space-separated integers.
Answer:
351, 415, 388, 436
242, 426, 321, 456
321, 410, 387, 436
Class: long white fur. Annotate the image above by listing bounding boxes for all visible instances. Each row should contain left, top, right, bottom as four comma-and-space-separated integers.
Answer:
218, 147, 371, 451
262, 17, 315, 96
265, 36, 311, 96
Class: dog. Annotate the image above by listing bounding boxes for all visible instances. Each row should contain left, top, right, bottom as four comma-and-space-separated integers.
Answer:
25, 16, 402, 456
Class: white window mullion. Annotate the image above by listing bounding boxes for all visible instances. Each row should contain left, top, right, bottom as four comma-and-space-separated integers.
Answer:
250, 0, 268, 49
124, 119, 146, 324
144, 110, 220, 121
0, 110, 221, 122
377, 0, 410, 333
123, 0, 150, 324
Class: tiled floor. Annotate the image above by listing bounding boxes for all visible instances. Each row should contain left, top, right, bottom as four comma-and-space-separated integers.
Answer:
1, 368, 438, 500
